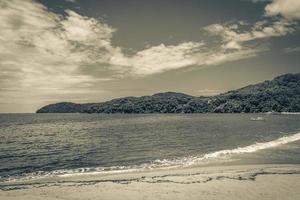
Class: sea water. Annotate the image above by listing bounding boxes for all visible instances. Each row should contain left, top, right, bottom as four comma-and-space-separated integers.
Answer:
0, 113, 300, 182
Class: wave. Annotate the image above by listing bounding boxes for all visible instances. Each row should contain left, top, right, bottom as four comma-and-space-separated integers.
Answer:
147, 131, 300, 169
281, 112, 300, 115
4, 132, 300, 181
200, 132, 300, 159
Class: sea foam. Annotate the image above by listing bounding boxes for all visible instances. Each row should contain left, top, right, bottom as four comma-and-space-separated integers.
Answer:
57, 131, 300, 177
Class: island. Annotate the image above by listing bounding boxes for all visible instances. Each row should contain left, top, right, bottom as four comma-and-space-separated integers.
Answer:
37, 73, 300, 113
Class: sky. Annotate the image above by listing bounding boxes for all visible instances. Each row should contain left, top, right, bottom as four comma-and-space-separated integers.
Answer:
0, 0, 300, 113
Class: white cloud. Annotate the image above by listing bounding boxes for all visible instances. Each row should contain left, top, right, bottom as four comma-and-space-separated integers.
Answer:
205, 19, 295, 50
202, 0, 300, 63
0, 0, 116, 110
110, 42, 204, 75
0, 0, 287, 88
108, 41, 262, 76
0, 0, 298, 112
0, 0, 273, 83
62, 10, 115, 45
203, 48, 261, 66
265, 0, 300, 20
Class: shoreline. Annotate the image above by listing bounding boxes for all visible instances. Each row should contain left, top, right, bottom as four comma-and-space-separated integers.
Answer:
1, 130, 299, 185
1, 164, 300, 200
2, 112, 300, 115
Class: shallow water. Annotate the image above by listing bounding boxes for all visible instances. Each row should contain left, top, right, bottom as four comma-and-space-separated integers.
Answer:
0, 113, 300, 181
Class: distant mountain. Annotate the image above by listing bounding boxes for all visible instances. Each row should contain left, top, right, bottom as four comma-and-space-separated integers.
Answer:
36, 73, 300, 113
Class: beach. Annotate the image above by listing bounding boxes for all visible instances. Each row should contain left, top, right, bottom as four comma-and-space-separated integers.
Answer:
1, 164, 300, 200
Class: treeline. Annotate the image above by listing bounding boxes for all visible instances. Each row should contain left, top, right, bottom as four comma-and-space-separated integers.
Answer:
36, 73, 300, 113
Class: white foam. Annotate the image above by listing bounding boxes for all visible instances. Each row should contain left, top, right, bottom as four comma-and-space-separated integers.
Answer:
281, 112, 300, 115
193, 132, 300, 162
56, 132, 300, 177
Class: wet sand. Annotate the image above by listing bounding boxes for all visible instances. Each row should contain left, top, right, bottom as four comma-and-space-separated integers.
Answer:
1, 164, 300, 200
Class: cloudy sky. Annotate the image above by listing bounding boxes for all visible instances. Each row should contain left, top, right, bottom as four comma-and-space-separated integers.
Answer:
0, 0, 300, 112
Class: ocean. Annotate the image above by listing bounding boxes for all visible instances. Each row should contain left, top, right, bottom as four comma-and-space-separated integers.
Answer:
1, 113, 300, 183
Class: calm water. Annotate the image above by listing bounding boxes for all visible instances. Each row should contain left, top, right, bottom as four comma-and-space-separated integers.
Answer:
0, 113, 300, 181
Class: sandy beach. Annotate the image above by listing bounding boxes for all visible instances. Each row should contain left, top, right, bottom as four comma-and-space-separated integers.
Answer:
1, 164, 300, 200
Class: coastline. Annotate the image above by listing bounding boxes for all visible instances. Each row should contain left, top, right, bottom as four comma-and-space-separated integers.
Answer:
1, 164, 300, 200
1, 114, 300, 200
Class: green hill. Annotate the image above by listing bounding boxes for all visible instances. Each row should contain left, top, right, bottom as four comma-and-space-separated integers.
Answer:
36, 73, 300, 113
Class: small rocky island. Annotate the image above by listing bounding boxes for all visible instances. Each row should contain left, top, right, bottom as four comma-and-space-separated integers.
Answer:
37, 73, 300, 113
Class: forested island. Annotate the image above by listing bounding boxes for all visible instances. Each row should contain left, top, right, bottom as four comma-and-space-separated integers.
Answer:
37, 73, 300, 113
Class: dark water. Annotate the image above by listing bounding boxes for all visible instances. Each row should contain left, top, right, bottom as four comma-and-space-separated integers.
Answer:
0, 113, 300, 181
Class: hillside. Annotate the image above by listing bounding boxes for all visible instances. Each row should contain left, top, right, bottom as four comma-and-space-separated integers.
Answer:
36, 73, 300, 113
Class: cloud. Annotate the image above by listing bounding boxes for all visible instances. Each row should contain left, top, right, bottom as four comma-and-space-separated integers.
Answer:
265, 0, 300, 20
108, 41, 262, 76
201, 2, 299, 70
62, 10, 115, 46
204, 20, 295, 50
0, 0, 298, 112
0, 0, 116, 109
110, 42, 204, 75
0, 0, 273, 80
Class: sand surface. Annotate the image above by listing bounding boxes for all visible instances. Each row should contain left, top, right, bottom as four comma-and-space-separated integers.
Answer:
1, 164, 300, 200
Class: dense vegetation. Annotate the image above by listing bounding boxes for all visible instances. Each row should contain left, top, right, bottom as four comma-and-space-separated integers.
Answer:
36, 73, 300, 113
